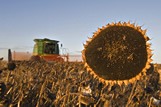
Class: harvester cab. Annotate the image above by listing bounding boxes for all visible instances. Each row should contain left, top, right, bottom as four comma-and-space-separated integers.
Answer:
33, 38, 59, 55
31, 38, 67, 62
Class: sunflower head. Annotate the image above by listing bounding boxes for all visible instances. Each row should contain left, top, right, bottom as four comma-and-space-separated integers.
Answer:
82, 21, 152, 85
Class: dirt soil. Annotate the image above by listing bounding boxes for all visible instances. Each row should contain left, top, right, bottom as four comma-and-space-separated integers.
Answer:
0, 61, 161, 107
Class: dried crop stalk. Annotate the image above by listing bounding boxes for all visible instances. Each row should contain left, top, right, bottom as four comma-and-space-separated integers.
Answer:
36, 78, 47, 107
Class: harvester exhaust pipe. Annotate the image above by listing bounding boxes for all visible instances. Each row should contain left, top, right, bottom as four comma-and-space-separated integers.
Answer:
7, 49, 16, 70
8, 49, 12, 63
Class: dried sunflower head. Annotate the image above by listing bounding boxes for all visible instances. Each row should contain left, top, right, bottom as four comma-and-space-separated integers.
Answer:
82, 21, 152, 85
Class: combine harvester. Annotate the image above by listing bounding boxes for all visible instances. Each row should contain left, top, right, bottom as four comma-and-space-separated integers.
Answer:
12, 38, 71, 62
30, 38, 68, 62
11, 38, 83, 62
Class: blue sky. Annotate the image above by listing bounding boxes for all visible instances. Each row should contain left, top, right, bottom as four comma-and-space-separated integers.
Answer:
0, 0, 161, 63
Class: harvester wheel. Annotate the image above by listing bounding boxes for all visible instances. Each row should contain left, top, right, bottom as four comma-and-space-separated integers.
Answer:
8, 62, 16, 71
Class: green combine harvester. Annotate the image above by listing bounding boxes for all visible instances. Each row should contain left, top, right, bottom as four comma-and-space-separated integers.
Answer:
30, 38, 66, 62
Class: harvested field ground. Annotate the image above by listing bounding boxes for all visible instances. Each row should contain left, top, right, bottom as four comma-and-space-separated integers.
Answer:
0, 61, 161, 107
